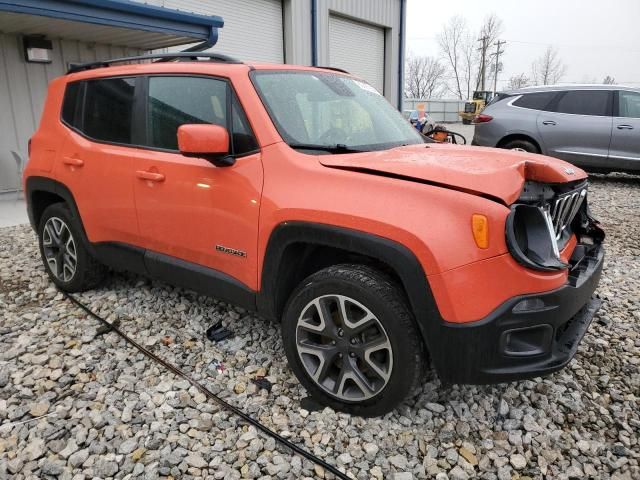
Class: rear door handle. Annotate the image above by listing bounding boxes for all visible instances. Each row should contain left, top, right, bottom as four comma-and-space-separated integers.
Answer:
542, 120, 557, 126
617, 124, 634, 130
136, 170, 165, 182
62, 156, 84, 167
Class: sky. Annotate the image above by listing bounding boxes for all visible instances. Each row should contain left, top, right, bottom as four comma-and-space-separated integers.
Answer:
406, 0, 640, 97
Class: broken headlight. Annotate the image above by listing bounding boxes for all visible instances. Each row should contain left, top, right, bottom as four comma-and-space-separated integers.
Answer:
506, 203, 567, 271
505, 181, 588, 271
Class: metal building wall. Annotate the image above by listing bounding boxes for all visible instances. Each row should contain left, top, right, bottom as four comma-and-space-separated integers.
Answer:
137, 0, 404, 104
0, 33, 141, 192
135, 0, 285, 63
284, 0, 402, 107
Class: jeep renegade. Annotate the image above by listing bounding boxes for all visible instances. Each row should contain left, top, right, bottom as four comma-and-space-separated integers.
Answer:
24, 53, 605, 416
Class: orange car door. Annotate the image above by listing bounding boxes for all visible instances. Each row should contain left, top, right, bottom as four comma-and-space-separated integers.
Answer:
132, 75, 263, 291
56, 77, 140, 245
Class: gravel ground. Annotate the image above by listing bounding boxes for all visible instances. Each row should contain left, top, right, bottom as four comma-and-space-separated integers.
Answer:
1, 174, 638, 480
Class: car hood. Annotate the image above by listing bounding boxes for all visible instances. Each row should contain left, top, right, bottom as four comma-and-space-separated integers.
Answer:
318, 143, 587, 205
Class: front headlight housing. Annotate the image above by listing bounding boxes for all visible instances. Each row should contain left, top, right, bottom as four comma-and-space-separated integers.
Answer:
505, 203, 567, 271
505, 180, 589, 271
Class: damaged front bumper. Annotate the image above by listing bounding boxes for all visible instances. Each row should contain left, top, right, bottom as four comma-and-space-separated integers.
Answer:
429, 240, 604, 385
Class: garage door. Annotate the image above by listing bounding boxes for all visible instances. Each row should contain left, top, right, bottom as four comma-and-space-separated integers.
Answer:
162, 0, 284, 63
329, 15, 385, 93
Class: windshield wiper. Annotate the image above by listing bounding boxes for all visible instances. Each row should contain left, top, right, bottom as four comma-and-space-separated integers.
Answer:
288, 143, 365, 154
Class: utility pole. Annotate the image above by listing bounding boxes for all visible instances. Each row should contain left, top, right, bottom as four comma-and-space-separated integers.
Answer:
476, 35, 490, 91
492, 40, 506, 96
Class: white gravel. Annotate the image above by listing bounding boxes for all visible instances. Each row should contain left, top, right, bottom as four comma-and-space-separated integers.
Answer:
0, 174, 638, 479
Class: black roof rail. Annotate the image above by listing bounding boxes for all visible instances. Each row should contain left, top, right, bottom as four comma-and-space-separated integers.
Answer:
67, 52, 243, 74
315, 66, 350, 74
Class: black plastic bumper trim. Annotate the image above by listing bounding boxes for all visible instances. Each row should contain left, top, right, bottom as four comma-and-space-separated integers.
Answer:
428, 243, 604, 384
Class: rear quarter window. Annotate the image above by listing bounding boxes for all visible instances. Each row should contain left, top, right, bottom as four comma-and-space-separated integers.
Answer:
61, 82, 81, 127
512, 91, 557, 111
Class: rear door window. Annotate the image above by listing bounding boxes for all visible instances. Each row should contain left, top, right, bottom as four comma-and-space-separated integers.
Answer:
512, 91, 557, 111
82, 78, 136, 143
552, 90, 612, 116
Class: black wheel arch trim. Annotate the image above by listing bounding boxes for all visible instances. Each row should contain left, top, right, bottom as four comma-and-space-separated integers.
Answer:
258, 222, 442, 354
25, 176, 90, 242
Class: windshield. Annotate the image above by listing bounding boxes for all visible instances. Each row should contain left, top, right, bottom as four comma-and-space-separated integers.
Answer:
473, 91, 493, 102
251, 71, 424, 152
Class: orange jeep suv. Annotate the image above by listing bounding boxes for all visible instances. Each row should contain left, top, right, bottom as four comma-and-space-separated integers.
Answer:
24, 53, 605, 416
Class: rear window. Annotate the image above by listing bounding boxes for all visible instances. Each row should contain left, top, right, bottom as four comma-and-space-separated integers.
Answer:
512, 91, 557, 111
553, 90, 611, 116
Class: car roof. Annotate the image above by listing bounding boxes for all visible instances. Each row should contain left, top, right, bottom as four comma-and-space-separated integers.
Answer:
505, 84, 640, 95
65, 58, 354, 82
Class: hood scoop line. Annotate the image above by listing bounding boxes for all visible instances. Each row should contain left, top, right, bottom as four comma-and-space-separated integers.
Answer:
326, 165, 508, 206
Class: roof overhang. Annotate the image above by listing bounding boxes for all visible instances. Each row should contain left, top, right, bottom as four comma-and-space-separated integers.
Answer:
0, 0, 224, 50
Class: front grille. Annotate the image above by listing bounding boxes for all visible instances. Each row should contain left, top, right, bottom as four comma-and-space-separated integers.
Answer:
550, 187, 587, 239
464, 102, 475, 113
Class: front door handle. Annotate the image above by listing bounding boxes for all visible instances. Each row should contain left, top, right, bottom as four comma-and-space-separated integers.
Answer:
136, 170, 165, 182
617, 124, 634, 130
542, 120, 557, 126
62, 156, 84, 167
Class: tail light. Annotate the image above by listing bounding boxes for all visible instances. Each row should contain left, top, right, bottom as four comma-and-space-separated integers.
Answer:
473, 114, 493, 124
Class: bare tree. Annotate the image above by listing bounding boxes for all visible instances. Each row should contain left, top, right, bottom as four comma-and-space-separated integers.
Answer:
437, 16, 467, 99
507, 73, 530, 90
476, 14, 504, 90
478, 14, 503, 46
460, 33, 478, 99
531, 47, 566, 85
602, 75, 616, 84
404, 55, 446, 99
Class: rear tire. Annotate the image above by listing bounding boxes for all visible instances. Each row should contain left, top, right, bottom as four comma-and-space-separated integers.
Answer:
462, 119, 472, 125
281, 264, 425, 416
502, 139, 539, 153
38, 203, 106, 292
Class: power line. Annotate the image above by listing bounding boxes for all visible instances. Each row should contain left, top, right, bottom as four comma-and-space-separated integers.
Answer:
503, 38, 640, 53
408, 36, 640, 54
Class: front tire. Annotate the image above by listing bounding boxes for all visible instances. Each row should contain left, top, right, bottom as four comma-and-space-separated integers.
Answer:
281, 264, 425, 416
38, 203, 105, 292
462, 118, 472, 125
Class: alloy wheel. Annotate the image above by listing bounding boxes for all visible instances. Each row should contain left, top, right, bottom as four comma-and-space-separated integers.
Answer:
295, 294, 393, 401
511, 147, 528, 152
42, 217, 77, 282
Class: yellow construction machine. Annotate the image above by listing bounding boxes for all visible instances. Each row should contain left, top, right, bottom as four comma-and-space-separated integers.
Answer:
459, 90, 494, 124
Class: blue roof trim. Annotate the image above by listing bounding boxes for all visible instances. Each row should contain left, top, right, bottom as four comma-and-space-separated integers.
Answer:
0, 0, 223, 44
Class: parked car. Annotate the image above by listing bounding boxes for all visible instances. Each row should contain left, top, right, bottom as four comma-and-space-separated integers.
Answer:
25, 53, 604, 416
472, 85, 640, 174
